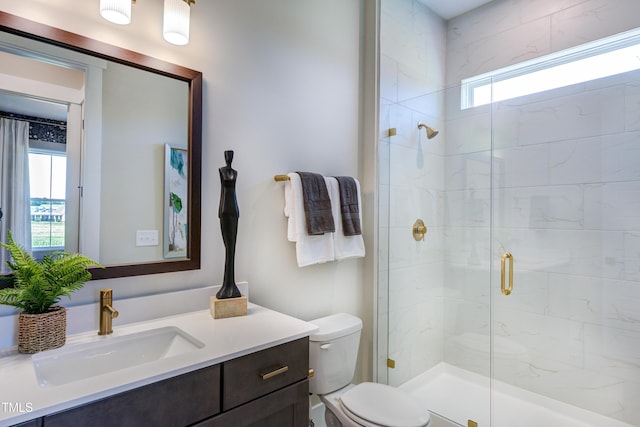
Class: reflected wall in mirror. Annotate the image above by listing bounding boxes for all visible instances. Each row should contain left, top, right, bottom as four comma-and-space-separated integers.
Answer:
0, 11, 202, 282
100, 61, 189, 265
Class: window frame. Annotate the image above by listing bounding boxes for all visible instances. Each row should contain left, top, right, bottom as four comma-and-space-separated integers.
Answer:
461, 27, 640, 109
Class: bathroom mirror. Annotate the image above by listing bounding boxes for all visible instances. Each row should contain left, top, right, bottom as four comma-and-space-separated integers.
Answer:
0, 12, 202, 281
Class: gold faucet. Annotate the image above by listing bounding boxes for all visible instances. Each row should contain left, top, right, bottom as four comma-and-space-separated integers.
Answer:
99, 289, 119, 335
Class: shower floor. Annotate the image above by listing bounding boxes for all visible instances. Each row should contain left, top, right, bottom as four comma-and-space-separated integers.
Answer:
399, 363, 634, 427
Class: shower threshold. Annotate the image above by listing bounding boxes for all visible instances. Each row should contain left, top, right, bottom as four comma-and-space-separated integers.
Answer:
399, 363, 634, 427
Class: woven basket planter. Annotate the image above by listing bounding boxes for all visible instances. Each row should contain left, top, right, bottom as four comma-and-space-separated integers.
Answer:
18, 306, 66, 354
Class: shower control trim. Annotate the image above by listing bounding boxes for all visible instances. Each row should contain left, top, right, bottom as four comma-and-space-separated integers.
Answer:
412, 219, 427, 241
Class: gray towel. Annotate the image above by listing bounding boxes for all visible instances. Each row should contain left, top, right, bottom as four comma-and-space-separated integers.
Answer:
296, 172, 335, 235
334, 176, 361, 236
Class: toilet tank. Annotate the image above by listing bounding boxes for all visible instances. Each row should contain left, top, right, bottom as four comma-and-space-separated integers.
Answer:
308, 313, 363, 395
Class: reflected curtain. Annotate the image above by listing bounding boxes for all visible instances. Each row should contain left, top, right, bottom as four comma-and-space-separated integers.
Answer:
0, 118, 31, 274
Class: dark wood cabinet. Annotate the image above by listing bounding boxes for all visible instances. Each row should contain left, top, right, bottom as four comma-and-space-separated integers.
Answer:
10, 420, 40, 427
222, 338, 309, 411
196, 380, 308, 427
12, 337, 309, 427
44, 364, 221, 427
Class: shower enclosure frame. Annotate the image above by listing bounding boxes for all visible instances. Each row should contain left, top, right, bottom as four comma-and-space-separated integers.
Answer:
377, 75, 640, 427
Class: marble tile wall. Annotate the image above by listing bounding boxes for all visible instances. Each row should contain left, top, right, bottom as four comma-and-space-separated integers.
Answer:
379, 0, 447, 387
445, 0, 640, 86
443, 1, 640, 424
380, 1, 640, 423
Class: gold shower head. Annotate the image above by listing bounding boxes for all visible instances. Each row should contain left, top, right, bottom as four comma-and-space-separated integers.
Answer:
417, 122, 439, 139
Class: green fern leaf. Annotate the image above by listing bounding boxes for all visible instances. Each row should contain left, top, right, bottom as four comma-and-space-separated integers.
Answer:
0, 230, 103, 314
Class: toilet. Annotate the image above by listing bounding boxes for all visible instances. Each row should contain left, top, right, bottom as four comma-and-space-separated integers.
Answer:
309, 313, 431, 427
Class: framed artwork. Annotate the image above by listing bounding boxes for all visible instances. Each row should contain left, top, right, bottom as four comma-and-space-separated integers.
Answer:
164, 144, 188, 258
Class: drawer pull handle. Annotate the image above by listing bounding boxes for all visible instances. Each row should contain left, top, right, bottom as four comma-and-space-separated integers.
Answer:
260, 366, 289, 380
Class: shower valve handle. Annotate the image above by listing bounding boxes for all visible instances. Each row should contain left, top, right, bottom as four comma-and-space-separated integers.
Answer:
412, 219, 427, 241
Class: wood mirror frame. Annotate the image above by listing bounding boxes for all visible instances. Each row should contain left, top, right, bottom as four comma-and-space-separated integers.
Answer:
0, 11, 202, 281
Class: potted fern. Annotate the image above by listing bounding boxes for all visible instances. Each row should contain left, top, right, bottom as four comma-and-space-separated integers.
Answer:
0, 231, 102, 353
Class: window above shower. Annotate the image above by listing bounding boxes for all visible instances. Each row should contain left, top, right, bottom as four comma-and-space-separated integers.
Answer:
461, 27, 640, 109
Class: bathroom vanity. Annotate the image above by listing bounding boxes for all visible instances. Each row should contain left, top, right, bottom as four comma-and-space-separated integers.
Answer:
0, 298, 317, 427
17, 338, 308, 427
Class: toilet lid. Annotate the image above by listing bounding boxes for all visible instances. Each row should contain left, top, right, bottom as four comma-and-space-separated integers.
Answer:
339, 382, 431, 427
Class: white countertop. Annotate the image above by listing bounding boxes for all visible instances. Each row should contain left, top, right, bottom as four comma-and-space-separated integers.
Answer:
0, 302, 318, 426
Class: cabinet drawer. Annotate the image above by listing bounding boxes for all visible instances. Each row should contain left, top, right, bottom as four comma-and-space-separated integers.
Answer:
197, 380, 309, 427
223, 337, 308, 410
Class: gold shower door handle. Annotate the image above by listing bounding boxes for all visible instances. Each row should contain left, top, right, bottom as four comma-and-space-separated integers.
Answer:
501, 252, 513, 296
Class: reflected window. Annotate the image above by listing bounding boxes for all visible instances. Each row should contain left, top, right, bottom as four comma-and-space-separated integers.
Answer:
29, 151, 66, 252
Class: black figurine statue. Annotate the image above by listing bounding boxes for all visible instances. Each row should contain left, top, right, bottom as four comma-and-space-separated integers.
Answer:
216, 150, 242, 299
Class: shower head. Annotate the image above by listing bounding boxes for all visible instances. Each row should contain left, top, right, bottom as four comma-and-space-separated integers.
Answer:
417, 122, 439, 139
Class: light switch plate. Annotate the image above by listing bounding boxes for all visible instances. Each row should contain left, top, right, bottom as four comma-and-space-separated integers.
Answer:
136, 230, 159, 247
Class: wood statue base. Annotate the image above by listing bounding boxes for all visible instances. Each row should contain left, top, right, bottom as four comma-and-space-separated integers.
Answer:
210, 295, 248, 319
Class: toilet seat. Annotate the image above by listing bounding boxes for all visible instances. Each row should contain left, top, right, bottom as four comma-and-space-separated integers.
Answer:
338, 382, 431, 427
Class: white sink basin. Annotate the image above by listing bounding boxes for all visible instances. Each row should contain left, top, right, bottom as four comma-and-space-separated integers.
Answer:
32, 326, 204, 387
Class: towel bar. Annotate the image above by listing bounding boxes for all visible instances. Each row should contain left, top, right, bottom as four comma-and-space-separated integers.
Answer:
274, 174, 291, 182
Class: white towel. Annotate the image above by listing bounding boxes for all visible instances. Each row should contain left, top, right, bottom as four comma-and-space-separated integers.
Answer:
283, 176, 296, 242
286, 173, 335, 267
327, 177, 365, 260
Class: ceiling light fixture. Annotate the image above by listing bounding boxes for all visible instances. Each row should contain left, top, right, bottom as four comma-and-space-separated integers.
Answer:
100, 0, 133, 25
99, 0, 195, 46
163, 0, 195, 46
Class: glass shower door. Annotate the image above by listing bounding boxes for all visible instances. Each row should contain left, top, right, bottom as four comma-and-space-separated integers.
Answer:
440, 82, 493, 427
382, 89, 449, 390
381, 85, 494, 426
490, 69, 640, 427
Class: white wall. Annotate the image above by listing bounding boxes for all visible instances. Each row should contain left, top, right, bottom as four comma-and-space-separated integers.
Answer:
0, 0, 375, 380
100, 61, 188, 265
443, 0, 640, 424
